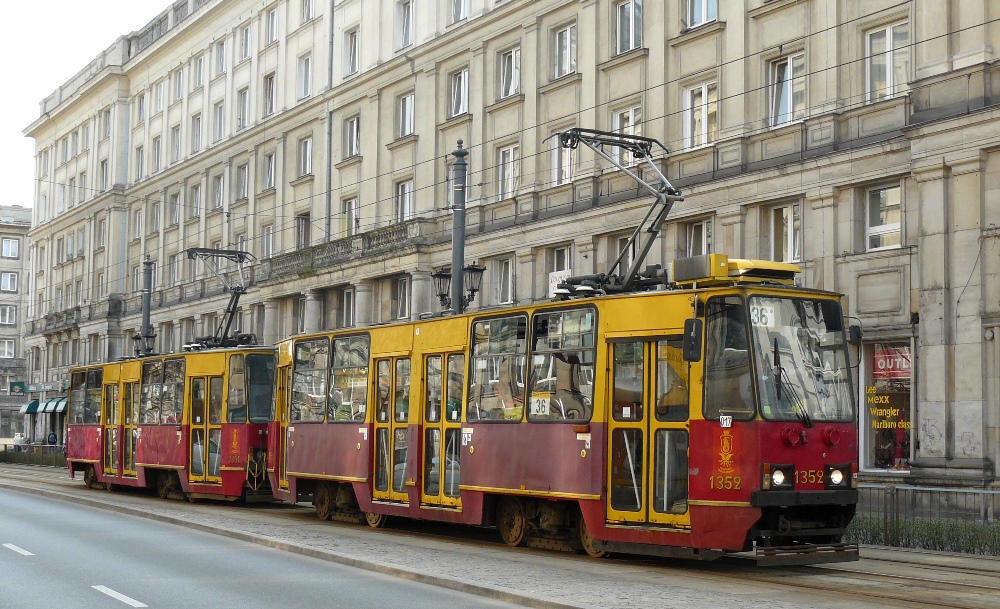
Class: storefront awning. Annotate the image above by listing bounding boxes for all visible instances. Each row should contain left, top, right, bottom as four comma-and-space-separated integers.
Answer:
41, 398, 67, 413
18, 400, 40, 414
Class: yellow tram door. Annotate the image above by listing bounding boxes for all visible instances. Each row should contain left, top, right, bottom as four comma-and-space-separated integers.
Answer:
121, 381, 139, 477
101, 381, 120, 477
606, 337, 691, 527
420, 353, 464, 507
277, 365, 290, 491
373, 357, 410, 504
189, 376, 224, 484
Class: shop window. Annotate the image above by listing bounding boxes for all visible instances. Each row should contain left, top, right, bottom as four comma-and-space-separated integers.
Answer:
864, 343, 911, 471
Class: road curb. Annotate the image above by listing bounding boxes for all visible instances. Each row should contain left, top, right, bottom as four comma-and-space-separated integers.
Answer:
0, 480, 588, 609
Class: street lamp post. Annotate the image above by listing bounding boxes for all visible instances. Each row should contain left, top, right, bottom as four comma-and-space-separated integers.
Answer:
450, 140, 468, 314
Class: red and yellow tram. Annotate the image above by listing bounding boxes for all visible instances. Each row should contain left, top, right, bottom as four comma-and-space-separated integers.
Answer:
268, 255, 859, 565
66, 347, 276, 501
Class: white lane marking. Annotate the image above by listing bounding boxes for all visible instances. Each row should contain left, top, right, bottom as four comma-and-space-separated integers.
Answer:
2, 543, 34, 556
92, 586, 148, 607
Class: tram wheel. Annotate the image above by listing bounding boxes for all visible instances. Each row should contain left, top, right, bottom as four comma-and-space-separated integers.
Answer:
497, 497, 527, 547
156, 472, 171, 500
577, 515, 609, 559
314, 483, 332, 521
83, 466, 97, 489
365, 511, 389, 528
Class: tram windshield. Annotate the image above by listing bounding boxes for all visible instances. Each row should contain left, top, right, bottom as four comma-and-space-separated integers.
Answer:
246, 353, 276, 424
748, 296, 855, 424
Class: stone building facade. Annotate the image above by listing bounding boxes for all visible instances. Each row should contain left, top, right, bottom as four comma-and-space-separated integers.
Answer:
0, 206, 30, 442
23, 0, 1000, 486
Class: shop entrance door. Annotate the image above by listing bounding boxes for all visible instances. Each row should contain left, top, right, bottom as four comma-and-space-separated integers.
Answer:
606, 337, 691, 528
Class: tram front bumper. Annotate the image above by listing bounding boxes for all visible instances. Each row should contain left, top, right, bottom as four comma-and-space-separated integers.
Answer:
751, 489, 858, 507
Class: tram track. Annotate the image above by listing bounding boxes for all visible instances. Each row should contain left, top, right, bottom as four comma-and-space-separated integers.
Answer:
3, 463, 999, 609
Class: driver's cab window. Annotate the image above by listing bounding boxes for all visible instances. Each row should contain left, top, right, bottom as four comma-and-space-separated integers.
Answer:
704, 296, 754, 419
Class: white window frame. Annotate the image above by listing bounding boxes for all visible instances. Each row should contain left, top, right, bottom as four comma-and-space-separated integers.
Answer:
173, 69, 184, 102
170, 193, 180, 225
687, 0, 717, 29
395, 179, 414, 222
345, 28, 359, 76
154, 82, 164, 112
686, 219, 712, 257
683, 81, 718, 148
212, 175, 224, 209
865, 184, 902, 251
214, 102, 225, 141
266, 8, 278, 44
133, 209, 143, 240
215, 40, 227, 76
194, 55, 204, 88
341, 287, 355, 328
0, 273, 16, 293
449, 68, 469, 117
240, 24, 251, 60
493, 257, 514, 305
297, 54, 312, 99
301, 0, 314, 23
612, 106, 642, 165
768, 52, 806, 127
263, 153, 276, 189
398, 92, 414, 138
171, 126, 181, 162
0, 340, 14, 358
499, 47, 520, 99
866, 21, 910, 103
191, 114, 202, 152
551, 131, 574, 185
0, 305, 15, 325
136, 94, 146, 123
1, 239, 18, 258
553, 24, 577, 79
393, 277, 410, 320
191, 184, 203, 218
345, 115, 361, 157
616, 0, 642, 55
450, 0, 467, 24
344, 197, 360, 236
295, 214, 311, 248
497, 144, 519, 200
770, 203, 802, 263
237, 164, 249, 200
262, 225, 274, 258
263, 73, 276, 116
299, 137, 313, 176
396, 0, 413, 49
152, 136, 162, 171
237, 88, 250, 129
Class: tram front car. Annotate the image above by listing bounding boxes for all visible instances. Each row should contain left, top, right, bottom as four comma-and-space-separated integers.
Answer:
694, 280, 859, 565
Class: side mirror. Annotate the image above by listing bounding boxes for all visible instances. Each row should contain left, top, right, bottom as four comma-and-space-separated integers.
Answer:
682, 318, 703, 362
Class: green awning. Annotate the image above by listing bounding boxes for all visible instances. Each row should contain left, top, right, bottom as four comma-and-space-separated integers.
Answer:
19, 400, 39, 414
41, 398, 67, 413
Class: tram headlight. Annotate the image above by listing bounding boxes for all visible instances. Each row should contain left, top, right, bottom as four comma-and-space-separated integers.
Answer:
771, 469, 786, 487
829, 469, 844, 486
825, 464, 851, 489
762, 464, 794, 490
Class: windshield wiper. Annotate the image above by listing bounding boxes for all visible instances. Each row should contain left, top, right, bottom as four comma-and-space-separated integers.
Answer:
773, 338, 782, 401
779, 366, 813, 428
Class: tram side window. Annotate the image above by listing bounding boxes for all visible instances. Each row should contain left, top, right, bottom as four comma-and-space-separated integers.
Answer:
426, 356, 442, 423
329, 335, 369, 422
527, 308, 596, 422
704, 296, 755, 420
140, 360, 163, 424
161, 359, 185, 424
656, 338, 689, 422
426, 353, 465, 424
291, 338, 329, 422
85, 369, 103, 425
446, 354, 465, 423
246, 353, 276, 424
228, 354, 247, 423
613, 342, 643, 421
468, 315, 527, 422
69, 371, 87, 425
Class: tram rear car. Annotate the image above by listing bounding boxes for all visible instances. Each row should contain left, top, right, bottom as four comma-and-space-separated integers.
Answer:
268, 257, 858, 565
66, 347, 276, 501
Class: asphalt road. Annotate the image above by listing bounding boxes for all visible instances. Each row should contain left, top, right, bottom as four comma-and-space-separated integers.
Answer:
0, 490, 521, 609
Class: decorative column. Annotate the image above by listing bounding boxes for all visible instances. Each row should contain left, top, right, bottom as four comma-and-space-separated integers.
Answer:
262, 298, 280, 346
303, 288, 322, 333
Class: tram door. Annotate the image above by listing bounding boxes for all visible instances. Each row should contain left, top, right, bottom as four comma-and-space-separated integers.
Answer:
373, 357, 410, 503
420, 353, 464, 507
606, 337, 691, 527
102, 383, 120, 477
190, 376, 224, 484
277, 366, 290, 491
121, 382, 139, 477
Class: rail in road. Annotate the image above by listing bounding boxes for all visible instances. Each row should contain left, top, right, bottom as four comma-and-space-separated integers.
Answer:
2, 464, 999, 609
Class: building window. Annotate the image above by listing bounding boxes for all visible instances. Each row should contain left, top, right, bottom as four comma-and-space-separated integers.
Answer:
214, 102, 225, 141
687, 0, 717, 29
263, 73, 276, 116
102, 109, 112, 138
297, 54, 312, 99
492, 257, 514, 305
215, 40, 227, 76
0, 340, 14, 358
866, 184, 901, 251
864, 343, 911, 471
132, 266, 141, 292
0, 274, 16, 293
133, 209, 143, 240
345, 116, 360, 157
395, 180, 414, 222
1, 239, 18, 258
497, 144, 519, 200
612, 106, 642, 164
168, 254, 178, 286
100, 159, 109, 191
0, 305, 15, 325
449, 68, 469, 117
150, 202, 160, 232
341, 287, 355, 328
212, 175, 224, 209
686, 219, 712, 257
551, 131, 573, 185
154, 82, 164, 112
262, 224, 274, 258
169, 193, 180, 225
768, 53, 805, 127
173, 69, 184, 102
397, 92, 414, 138
240, 24, 251, 60
190, 184, 202, 218
301, 0, 314, 23
194, 55, 204, 88
295, 213, 311, 248
393, 277, 410, 320
97, 219, 107, 248
298, 137, 313, 176
499, 47, 520, 99
770, 203, 801, 263
237, 88, 249, 129
344, 197, 360, 236
237, 164, 249, 200
136, 94, 146, 123
616, 0, 642, 54
345, 28, 359, 76
683, 81, 717, 148
152, 136, 162, 171
68, 178, 76, 207
396, 0, 413, 49
451, 0, 467, 23
171, 125, 181, 162
867, 22, 909, 102
553, 24, 577, 79
263, 153, 276, 189
191, 114, 202, 152
266, 8, 278, 43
